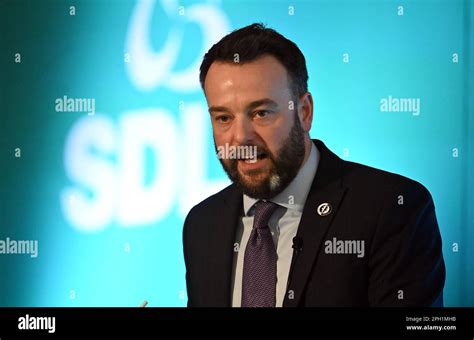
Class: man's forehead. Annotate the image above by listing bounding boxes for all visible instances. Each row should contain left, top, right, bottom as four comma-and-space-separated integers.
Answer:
204, 56, 292, 104
206, 56, 289, 86
208, 97, 280, 114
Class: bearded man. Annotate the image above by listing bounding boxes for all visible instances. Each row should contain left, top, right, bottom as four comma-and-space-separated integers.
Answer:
182, 23, 445, 308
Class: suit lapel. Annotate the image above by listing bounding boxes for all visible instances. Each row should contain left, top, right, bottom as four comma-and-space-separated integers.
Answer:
208, 184, 243, 307
283, 139, 348, 307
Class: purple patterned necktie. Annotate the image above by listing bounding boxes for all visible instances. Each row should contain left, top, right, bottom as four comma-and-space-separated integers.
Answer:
241, 200, 279, 307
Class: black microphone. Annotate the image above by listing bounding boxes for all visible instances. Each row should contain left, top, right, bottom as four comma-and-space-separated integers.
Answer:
286, 236, 303, 293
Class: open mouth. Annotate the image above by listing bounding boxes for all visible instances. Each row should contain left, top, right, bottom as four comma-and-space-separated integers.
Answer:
241, 152, 268, 163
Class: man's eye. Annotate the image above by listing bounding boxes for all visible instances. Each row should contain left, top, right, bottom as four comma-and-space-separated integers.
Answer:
254, 110, 270, 118
216, 115, 230, 123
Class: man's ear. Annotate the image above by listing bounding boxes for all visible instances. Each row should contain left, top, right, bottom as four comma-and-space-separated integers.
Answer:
298, 92, 313, 133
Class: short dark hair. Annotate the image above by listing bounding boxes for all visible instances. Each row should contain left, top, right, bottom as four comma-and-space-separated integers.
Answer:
199, 23, 308, 98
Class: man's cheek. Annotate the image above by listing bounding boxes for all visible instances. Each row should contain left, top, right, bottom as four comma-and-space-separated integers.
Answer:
220, 158, 235, 170
264, 144, 278, 161
258, 133, 277, 152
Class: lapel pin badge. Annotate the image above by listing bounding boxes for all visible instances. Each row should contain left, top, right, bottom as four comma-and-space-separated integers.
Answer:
317, 202, 332, 217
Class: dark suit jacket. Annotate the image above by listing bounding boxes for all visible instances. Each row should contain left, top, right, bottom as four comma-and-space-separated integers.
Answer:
183, 139, 445, 307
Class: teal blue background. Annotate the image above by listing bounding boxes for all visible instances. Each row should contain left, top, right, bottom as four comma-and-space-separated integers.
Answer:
1, 0, 473, 306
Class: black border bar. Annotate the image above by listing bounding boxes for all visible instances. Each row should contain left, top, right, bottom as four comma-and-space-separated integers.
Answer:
0, 307, 472, 338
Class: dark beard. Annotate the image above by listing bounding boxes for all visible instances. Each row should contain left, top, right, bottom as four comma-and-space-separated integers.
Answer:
215, 112, 306, 199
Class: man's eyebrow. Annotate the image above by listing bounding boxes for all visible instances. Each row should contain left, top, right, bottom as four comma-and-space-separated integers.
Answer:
208, 98, 279, 114
246, 98, 279, 111
208, 105, 231, 114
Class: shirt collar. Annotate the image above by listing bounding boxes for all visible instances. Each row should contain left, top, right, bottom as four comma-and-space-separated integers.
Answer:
243, 141, 320, 216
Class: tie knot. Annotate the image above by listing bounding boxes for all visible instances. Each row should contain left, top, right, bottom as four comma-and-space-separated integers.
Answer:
253, 200, 279, 229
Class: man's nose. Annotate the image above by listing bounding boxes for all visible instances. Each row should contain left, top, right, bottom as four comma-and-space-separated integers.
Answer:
231, 116, 254, 145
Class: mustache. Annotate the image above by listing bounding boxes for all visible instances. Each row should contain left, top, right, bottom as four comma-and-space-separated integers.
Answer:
235, 144, 273, 161
215, 143, 275, 161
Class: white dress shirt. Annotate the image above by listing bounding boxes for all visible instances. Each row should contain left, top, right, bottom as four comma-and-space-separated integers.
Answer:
231, 142, 320, 307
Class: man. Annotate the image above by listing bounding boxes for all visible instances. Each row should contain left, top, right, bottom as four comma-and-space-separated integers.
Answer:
183, 23, 445, 307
